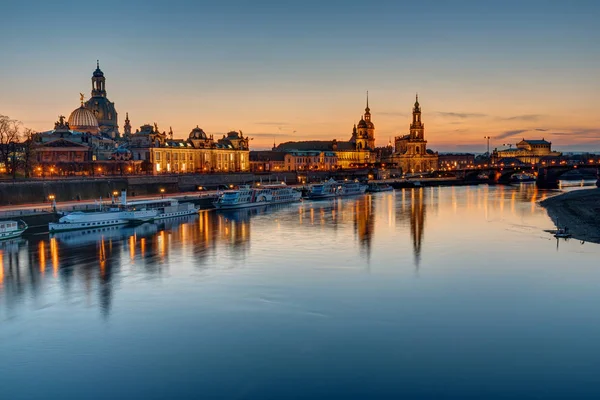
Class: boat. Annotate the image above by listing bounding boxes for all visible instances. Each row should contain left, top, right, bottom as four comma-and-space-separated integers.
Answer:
307, 179, 338, 199
366, 183, 393, 193
124, 198, 198, 221
49, 191, 198, 232
337, 181, 368, 197
511, 172, 535, 182
214, 183, 302, 210
0, 220, 28, 240
554, 228, 572, 239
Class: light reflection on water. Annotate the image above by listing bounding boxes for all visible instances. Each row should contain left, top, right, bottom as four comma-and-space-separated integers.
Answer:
1, 185, 599, 399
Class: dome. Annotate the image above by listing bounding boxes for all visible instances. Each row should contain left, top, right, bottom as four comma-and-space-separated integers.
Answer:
227, 131, 240, 138
68, 106, 99, 134
93, 61, 104, 77
357, 118, 367, 129
189, 126, 207, 139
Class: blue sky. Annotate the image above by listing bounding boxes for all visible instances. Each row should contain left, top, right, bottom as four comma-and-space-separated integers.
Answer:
1, 0, 599, 151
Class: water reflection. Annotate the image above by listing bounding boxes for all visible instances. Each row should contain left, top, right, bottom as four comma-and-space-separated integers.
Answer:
0, 185, 585, 321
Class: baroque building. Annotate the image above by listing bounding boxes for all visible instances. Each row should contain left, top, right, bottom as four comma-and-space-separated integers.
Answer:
126, 123, 250, 174
274, 94, 376, 169
383, 95, 438, 173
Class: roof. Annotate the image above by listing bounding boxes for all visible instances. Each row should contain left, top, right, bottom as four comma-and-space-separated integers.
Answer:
520, 139, 551, 145
250, 151, 285, 162
275, 140, 334, 151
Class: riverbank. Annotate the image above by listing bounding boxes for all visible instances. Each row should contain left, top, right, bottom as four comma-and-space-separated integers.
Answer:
540, 188, 600, 244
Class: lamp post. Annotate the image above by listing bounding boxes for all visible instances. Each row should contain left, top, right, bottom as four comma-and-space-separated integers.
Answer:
48, 194, 56, 212
483, 136, 491, 156
160, 188, 165, 198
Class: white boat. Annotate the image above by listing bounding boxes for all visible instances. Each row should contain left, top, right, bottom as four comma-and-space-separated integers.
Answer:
307, 179, 338, 199
337, 181, 368, 197
0, 220, 27, 240
49, 191, 198, 232
125, 198, 199, 220
214, 184, 302, 210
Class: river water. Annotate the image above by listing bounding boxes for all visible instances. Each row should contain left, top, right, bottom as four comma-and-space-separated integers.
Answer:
1, 184, 599, 399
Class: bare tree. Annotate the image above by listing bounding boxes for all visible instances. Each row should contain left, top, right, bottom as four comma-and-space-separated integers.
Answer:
20, 128, 37, 178
0, 115, 22, 176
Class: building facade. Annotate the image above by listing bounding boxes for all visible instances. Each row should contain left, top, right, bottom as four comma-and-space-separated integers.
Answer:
438, 153, 475, 170
274, 94, 376, 168
383, 95, 438, 173
126, 125, 250, 174
492, 139, 562, 165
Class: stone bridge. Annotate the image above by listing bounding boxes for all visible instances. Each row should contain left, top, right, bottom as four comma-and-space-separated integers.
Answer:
457, 164, 599, 188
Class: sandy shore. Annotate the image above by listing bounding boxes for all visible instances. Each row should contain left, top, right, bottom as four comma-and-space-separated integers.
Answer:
540, 188, 600, 244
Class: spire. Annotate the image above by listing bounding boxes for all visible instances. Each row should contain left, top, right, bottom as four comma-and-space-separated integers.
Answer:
366, 90, 370, 112
97, 60, 99, 69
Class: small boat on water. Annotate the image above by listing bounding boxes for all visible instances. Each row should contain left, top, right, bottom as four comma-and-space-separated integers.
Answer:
366, 183, 393, 193
554, 228, 572, 239
49, 191, 198, 232
214, 183, 302, 210
0, 220, 28, 240
337, 180, 368, 197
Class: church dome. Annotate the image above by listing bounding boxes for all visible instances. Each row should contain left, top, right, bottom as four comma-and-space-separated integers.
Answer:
68, 106, 99, 134
189, 126, 207, 139
357, 118, 367, 129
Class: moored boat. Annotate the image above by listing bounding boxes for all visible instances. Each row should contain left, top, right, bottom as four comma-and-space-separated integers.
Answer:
0, 220, 28, 240
307, 179, 338, 199
49, 191, 198, 232
214, 183, 302, 210
366, 183, 393, 193
337, 181, 368, 197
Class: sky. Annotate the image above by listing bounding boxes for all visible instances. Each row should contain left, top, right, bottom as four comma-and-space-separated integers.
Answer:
1, 0, 599, 152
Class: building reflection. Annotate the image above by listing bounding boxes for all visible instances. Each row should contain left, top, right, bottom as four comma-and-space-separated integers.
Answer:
354, 195, 374, 258
0, 208, 258, 319
397, 188, 426, 268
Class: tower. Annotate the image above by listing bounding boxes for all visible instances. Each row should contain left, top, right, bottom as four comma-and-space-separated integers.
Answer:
410, 93, 423, 139
408, 94, 427, 156
356, 115, 368, 150
364, 91, 375, 149
124, 112, 131, 135
84, 61, 119, 138
91, 60, 106, 97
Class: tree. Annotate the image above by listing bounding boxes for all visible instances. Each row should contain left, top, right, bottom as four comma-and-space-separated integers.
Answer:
0, 115, 22, 176
20, 128, 37, 178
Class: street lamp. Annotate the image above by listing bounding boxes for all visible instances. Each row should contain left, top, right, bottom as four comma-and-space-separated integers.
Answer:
483, 136, 491, 155
48, 194, 56, 212
160, 188, 165, 198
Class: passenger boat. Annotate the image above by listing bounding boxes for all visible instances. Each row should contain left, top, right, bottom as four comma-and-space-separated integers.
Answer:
214, 184, 302, 210
125, 198, 199, 221
0, 220, 28, 240
366, 183, 393, 193
337, 181, 368, 197
307, 179, 338, 199
49, 191, 198, 232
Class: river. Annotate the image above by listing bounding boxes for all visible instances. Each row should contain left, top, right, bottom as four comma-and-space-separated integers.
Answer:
1, 184, 599, 399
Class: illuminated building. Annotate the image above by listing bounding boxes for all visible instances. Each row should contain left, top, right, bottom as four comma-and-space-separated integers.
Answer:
492, 139, 561, 165
128, 124, 249, 174
383, 95, 439, 173
273, 93, 376, 168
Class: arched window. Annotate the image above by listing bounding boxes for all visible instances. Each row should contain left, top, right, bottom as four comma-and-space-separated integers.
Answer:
416, 146, 420, 154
